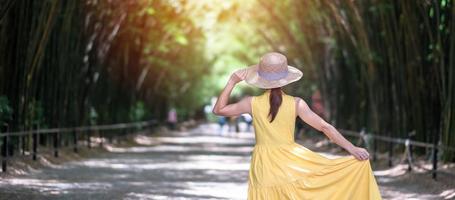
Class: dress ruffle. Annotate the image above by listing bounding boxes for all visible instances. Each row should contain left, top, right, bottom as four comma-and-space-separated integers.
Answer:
247, 143, 382, 200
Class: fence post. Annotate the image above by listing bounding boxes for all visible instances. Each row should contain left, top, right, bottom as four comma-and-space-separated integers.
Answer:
108, 129, 113, 144
1, 125, 8, 172
372, 137, 377, 162
432, 130, 439, 180
388, 132, 393, 167
99, 130, 103, 147
407, 131, 415, 172
54, 132, 59, 157
32, 125, 38, 161
405, 139, 412, 172
21, 132, 26, 155
357, 128, 365, 146
73, 130, 78, 153
19, 132, 23, 155
87, 130, 91, 149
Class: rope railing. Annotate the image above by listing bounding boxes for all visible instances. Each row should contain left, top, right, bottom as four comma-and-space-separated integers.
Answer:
0, 120, 156, 137
339, 129, 455, 180
0, 120, 158, 172
340, 129, 455, 151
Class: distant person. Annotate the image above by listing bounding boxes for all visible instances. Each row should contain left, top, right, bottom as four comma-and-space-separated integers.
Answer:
167, 107, 177, 130
212, 52, 381, 199
228, 116, 240, 133
217, 116, 227, 135
241, 113, 253, 132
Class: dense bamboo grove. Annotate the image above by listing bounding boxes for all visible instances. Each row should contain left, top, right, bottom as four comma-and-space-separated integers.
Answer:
0, 0, 454, 161
318, 0, 455, 161
0, 0, 86, 131
0, 0, 209, 133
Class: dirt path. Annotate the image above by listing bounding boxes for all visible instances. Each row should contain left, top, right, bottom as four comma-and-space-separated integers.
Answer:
0, 123, 453, 199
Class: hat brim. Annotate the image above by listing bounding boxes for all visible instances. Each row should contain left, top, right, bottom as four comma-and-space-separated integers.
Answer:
244, 64, 303, 89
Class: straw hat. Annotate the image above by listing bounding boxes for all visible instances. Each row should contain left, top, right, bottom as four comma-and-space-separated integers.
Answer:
244, 52, 303, 89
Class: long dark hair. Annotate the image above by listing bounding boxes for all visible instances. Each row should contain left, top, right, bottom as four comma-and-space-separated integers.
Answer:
268, 87, 282, 122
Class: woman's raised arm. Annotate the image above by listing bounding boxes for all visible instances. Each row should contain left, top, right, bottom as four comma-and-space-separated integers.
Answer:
212, 69, 252, 117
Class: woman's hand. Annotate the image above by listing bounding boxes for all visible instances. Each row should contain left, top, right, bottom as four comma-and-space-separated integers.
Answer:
348, 146, 370, 161
228, 68, 247, 85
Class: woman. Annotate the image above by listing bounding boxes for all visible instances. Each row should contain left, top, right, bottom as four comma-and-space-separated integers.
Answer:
212, 52, 382, 200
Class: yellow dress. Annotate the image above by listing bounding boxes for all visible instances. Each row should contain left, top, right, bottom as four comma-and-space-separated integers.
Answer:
247, 90, 382, 200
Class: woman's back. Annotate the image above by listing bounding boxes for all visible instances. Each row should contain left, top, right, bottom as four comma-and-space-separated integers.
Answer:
251, 90, 296, 145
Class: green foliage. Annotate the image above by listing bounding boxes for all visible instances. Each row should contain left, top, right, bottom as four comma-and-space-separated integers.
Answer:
129, 101, 147, 122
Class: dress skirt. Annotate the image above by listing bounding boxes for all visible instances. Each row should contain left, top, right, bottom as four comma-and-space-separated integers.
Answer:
247, 143, 382, 200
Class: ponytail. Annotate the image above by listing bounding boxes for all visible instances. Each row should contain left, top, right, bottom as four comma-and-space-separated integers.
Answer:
268, 87, 282, 122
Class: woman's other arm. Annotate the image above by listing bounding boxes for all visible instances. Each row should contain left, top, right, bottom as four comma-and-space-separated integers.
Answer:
295, 97, 370, 161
